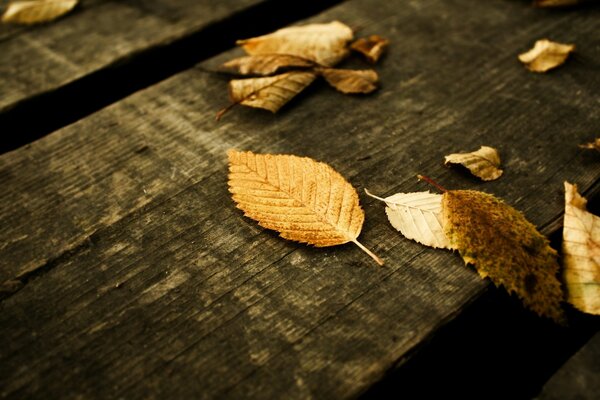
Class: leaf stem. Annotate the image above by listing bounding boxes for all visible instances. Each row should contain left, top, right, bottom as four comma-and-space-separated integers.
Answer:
417, 175, 447, 193
364, 188, 387, 203
352, 239, 384, 266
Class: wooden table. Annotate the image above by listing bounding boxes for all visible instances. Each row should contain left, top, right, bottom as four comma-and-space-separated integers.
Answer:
1, 0, 599, 398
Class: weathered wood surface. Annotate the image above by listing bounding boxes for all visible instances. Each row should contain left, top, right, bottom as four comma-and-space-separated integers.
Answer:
1, 0, 599, 398
0, 0, 270, 114
538, 332, 600, 399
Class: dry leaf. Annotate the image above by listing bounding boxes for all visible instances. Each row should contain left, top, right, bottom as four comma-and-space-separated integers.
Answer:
222, 54, 316, 76
579, 138, 600, 152
442, 189, 564, 322
2, 0, 77, 24
518, 39, 575, 73
228, 150, 383, 265
319, 68, 379, 94
444, 146, 503, 181
350, 35, 389, 63
562, 182, 600, 315
237, 21, 353, 67
366, 190, 450, 249
534, 0, 581, 7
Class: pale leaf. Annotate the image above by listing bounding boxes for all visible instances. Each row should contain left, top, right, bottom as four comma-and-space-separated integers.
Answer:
562, 182, 600, 315
228, 150, 383, 265
2, 0, 77, 24
518, 39, 575, 73
366, 190, 450, 249
222, 54, 316, 76
319, 68, 378, 94
237, 21, 353, 67
444, 146, 503, 181
579, 138, 600, 152
350, 35, 389, 63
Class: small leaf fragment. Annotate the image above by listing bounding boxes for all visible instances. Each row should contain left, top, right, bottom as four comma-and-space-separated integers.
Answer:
319, 68, 379, 94
222, 54, 316, 76
579, 138, 600, 152
562, 182, 600, 315
228, 150, 383, 265
444, 146, 503, 181
2, 0, 77, 24
442, 190, 564, 323
534, 0, 581, 7
237, 21, 353, 67
366, 189, 450, 249
350, 35, 389, 63
518, 39, 575, 73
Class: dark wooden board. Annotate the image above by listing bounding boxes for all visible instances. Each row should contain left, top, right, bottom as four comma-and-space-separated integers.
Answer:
1, 0, 600, 398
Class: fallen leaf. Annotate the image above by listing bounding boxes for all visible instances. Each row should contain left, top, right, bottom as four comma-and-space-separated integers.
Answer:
218, 71, 317, 118
365, 189, 450, 249
237, 21, 353, 67
442, 189, 564, 322
579, 138, 600, 152
562, 182, 600, 315
319, 68, 379, 94
228, 150, 383, 265
222, 54, 316, 76
350, 35, 389, 63
2, 0, 77, 24
518, 39, 575, 73
534, 0, 581, 7
444, 146, 503, 181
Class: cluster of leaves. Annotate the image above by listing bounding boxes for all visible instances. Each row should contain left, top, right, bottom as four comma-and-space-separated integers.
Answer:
217, 22, 389, 120
1, 0, 77, 24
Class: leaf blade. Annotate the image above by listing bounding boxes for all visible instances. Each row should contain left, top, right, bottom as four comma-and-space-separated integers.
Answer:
444, 146, 503, 181
518, 39, 575, 73
2, 0, 78, 24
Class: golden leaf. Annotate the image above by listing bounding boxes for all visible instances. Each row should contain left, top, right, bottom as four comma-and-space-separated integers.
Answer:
222, 54, 316, 76
534, 0, 581, 7
237, 21, 353, 67
562, 182, 600, 315
518, 39, 575, 73
366, 189, 450, 249
350, 35, 389, 63
228, 150, 383, 265
579, 138, 600, 152
319, 68, 379, 94
444, 146, 503, 181
442, 190, 564, 322
2, 0, 77, 24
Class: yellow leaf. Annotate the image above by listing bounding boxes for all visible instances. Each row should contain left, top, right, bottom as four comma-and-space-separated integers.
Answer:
366, 189, 450, 249
350, 35, 389, 63
237, 21, 353, 67
222, 54, 316, 76
228, 150, 383, 265
442, 190, 564, 323
518, 39, 575, 73
562, 182, 600, 315
444, 146, 503, 181
319, 68, 379, 94
2, 0, 77, 24
579, 138, 600, 152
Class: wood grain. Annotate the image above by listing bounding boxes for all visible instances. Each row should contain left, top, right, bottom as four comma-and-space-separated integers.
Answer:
1, 0, 600, 398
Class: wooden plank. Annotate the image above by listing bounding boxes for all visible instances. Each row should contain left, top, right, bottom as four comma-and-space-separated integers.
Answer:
1, 0, 599, 398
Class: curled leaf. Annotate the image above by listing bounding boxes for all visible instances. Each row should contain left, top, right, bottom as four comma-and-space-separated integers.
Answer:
228, 150, 383, 265
350, 35, 389, 63
319, 68, 379, 94
442, 190, 564, 323
562, 182, 600, 315
579, 138, 600, 152
222, 54, 316, 76
366, 190, 450, 249
518, 39, 575, 73
2, 0, 77, 24
237, 21, 353, 67
444, 146, 503, 181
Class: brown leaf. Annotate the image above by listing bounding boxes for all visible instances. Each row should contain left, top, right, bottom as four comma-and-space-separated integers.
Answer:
228, 150, 383, 265
222, 54, 316, 76
562, 182, 600, 315
2, 0, 77, 24
350, 35, 390, 63
319, 68, 378, 94
237, 21, 353, 67
442, 189, 564, 323
518, 39, 575, 73
218, 71, 317, 118
579, 138, 600, 152
534, 0, 581, 7
444, 146, 503, 181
